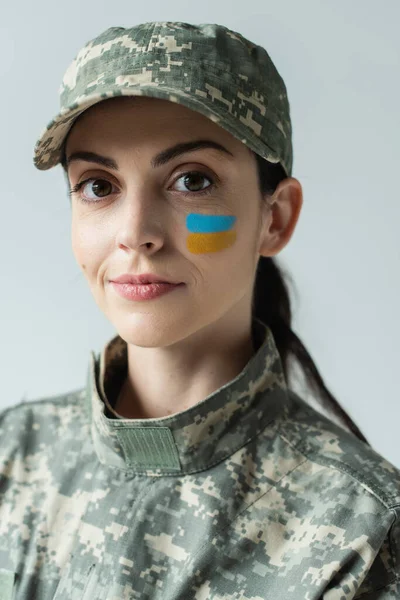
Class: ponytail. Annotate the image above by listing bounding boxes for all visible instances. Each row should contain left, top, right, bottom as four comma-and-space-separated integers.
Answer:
252, 152, 370, 445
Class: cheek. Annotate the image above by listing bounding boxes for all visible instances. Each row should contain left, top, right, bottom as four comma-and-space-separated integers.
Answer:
72, 227, 88, 262
71, 224, 102, 272
186, 213, 237, 254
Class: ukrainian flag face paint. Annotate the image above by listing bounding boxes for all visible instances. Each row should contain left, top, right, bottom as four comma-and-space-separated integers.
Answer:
186, 214, 237, 254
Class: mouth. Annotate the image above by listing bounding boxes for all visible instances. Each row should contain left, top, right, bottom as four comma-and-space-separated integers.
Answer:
109, 274, 183, 285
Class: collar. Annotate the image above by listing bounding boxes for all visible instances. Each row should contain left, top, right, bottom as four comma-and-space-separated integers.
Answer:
84, 318, 290, 476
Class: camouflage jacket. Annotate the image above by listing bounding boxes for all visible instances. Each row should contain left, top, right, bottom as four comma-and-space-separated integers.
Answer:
0, 318, 399, 599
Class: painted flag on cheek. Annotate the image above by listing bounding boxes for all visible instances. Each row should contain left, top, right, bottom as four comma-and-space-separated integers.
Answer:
186, 214, 237, 254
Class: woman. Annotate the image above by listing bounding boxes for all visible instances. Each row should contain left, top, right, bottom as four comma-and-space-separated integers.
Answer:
0, 21, 399, 600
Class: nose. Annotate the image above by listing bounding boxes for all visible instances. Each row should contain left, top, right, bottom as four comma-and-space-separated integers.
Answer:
114, 189, 167, 254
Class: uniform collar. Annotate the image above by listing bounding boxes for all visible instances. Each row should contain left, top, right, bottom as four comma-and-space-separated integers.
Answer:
84, 318, 290, 476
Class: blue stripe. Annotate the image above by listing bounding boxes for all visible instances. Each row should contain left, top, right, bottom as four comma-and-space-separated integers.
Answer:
186, 214, 237, 233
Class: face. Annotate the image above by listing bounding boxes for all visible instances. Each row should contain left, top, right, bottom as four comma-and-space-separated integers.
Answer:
65, 96, 276, 348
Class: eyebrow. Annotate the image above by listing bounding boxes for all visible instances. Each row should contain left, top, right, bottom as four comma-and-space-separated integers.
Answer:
64, 139, 235, 171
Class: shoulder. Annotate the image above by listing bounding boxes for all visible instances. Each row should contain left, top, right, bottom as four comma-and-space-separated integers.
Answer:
0, 388, 87, 454
272, 390, 400, 596
0, 388, 86, 417
278, 389, 400, 508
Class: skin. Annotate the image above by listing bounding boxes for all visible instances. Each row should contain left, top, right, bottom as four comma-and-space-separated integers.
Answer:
64, 96, 303, 419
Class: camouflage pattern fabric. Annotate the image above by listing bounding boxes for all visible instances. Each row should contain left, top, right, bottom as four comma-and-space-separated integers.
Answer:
0, 317, 399, 599
33, 21, 293, 177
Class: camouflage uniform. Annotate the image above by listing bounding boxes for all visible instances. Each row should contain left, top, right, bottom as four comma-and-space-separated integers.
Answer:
0, 318, 399, 599
13, 19, 398, 599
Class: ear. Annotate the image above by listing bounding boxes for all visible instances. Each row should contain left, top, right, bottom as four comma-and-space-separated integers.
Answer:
257, 177, 303, 257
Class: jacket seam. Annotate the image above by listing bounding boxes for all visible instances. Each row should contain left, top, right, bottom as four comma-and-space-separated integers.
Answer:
276, 407, 399, 508
277, 426, 400, 597
277, 428, 395, 510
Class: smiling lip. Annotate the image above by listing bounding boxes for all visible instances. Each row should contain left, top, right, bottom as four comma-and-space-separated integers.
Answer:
110, 273, 182, 285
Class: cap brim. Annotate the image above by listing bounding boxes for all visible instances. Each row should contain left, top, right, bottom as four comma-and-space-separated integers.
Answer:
33, 86, 282, 173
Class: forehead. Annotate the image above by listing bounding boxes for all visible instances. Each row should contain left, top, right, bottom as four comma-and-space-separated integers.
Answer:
70, 96, 218, 135
65, 96, 250, 158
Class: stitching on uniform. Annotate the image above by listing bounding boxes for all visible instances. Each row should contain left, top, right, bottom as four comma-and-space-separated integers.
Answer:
277, 428, 394, 510
107, 359, 275, 427
278, 420, 400, 596
106, 412, 285, 477
276, 405, 400, 506
99, 383, 293, 477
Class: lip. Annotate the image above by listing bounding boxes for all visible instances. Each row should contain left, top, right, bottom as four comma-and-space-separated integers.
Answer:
110, 272, 183, 285
110, 281, 184, 301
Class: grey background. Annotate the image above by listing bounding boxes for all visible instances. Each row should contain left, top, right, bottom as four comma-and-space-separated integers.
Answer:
1, 0, 399, 466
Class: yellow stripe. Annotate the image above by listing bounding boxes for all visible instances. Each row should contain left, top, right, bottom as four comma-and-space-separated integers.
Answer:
186, 231, 237, 254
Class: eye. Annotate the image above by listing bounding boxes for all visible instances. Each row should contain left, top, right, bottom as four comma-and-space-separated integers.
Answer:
172, 171, 214, 196
68, 178, 117, 203
68, 170, 215, 204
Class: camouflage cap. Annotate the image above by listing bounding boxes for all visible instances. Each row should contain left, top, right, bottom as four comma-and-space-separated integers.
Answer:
33, 21, 293, 177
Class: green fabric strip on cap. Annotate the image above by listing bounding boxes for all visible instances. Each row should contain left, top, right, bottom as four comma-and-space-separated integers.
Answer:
0, 569, 15, 599
115, 427, 181, 471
